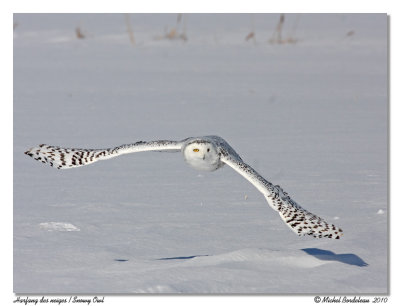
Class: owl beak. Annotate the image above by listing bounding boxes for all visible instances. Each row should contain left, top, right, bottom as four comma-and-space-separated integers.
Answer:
202, 155, 205, 160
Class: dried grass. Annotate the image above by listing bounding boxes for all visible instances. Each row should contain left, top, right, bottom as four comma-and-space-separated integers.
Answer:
125, 14, 135, 45
155, 13, 188, 42
75, 27, 85, 39
269, 14, 298, 45
245, 32, 255, 41
245, 15, 257, 44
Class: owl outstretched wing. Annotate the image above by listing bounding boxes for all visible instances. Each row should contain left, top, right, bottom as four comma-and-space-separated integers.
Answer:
219, 149, 343, 239
25, 140, 183, 169
25, 135, 343, 239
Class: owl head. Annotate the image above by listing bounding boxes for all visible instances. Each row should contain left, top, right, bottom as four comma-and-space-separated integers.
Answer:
182, 139, 222, 171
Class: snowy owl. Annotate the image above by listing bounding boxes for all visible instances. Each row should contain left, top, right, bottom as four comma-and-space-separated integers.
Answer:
25, 135, 343, 239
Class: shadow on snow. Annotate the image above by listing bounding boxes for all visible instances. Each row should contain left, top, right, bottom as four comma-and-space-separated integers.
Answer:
302, 248, 368, 267
157, 255, 209, 261
117, 249, 368, 267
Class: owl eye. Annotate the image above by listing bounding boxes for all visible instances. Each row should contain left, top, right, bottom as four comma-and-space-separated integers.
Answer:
193, 148, 199, 152
207, 148, 210, 152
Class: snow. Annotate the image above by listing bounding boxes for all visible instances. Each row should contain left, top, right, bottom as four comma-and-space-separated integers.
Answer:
39, 222, 81, 232
13, 13, 387, 294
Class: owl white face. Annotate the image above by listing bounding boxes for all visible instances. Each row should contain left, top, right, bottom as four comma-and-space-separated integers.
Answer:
182, 141, 222, 172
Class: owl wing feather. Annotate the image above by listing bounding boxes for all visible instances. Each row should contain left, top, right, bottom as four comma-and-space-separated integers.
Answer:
219, 148, 343, 239
25, 140, 183, 169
